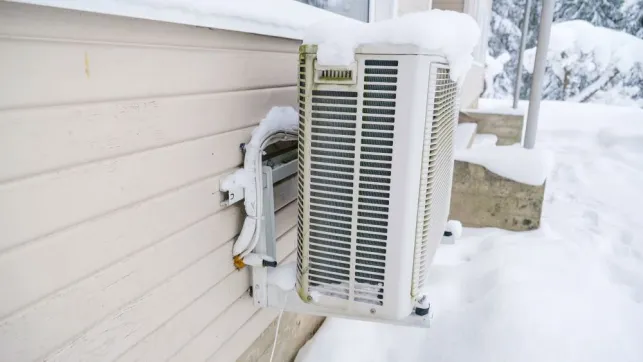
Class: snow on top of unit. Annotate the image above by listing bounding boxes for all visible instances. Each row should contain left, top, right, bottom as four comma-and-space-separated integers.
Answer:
304, 10, 481, 82
455, 144, 553, 186
524, 20, 643, 74
12, 0, 350, 39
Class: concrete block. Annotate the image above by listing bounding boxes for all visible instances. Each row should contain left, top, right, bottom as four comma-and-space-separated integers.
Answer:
449, 161, 545, 231
238, 312, 324, 362
459, 112, 524, 145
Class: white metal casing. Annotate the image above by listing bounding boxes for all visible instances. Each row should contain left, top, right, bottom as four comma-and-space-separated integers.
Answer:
296, 44, 459, 321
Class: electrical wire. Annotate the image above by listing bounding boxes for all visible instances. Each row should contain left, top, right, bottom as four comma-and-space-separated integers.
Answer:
268, 294, 289, 362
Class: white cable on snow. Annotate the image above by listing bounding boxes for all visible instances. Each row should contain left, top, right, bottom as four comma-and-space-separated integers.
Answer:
268, 294, 289, 362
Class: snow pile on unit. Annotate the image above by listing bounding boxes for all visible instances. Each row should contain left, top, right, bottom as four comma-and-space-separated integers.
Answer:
296, 100, 643, 362
455, 144, 553, 186
304, 10, 481, 81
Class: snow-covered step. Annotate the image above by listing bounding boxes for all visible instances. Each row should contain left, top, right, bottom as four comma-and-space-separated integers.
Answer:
451, 145, 550, 231
454, 123, 477, 150
471, 133, 498, 148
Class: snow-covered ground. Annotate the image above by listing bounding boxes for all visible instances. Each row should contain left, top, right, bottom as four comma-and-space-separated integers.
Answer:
297, 100, 643, 362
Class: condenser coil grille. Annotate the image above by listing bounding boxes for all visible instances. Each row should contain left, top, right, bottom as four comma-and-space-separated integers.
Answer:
412, 66, 459, 296
297, 58, 399, 307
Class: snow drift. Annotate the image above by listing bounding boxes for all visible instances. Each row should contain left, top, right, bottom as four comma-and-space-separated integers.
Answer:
296, 100, 643, 362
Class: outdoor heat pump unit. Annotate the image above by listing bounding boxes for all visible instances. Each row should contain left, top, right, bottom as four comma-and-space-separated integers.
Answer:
225, 44, 461, 328
294, 44, 459, 326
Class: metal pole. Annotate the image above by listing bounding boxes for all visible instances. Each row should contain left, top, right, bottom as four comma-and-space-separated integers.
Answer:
523, 0, 554, 149
513, 0, 532, 109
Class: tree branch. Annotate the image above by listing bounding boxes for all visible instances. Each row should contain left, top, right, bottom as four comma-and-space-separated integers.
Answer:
568, 68, 621, 103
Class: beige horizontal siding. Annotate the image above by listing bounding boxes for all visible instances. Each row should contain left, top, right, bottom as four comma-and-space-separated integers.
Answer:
0, 2, 300, 362
0, 89, 294, 183
0, 39, 295, 109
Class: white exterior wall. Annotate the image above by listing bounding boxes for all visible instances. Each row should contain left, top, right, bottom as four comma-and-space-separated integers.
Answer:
0, 2, 301, 361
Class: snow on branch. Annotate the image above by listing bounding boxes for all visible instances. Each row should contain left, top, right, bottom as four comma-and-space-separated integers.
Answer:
522, 21, 643, 105
524, 20, 643, 76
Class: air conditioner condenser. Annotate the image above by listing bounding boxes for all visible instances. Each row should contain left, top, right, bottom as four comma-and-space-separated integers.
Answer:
288, 44, 461, 326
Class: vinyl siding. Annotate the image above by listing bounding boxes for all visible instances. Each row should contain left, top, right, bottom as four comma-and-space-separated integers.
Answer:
0, 2, 300, 362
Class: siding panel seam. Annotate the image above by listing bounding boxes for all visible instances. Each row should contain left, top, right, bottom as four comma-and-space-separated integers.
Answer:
0, 122, 258, 186
0, 85, 296, 113
34, 240, 227, 362
0, 165, 238, 257
0, 207, 220, 322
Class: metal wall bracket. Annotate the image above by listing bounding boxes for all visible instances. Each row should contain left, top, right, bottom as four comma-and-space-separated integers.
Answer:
219, 185, 244, 207
246, 155, 297, 308
219, 155, 296, 207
